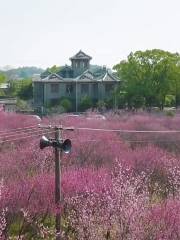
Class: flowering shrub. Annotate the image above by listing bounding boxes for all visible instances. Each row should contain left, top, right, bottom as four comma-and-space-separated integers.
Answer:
65, 163, 149, 240
0, 180, 7, 239
0, 111, 180, 238
143, 198, 180, 239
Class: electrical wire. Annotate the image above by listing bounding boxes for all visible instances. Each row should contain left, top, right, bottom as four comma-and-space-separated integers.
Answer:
1, 130, 180, 145
0, 125, 39, 134
2, 126, 180, 140
2, 124, 180, 145
76, 127, 180, 133
70, 138, 180, 144
0, 130, 56, 144
0, 128, 49, 140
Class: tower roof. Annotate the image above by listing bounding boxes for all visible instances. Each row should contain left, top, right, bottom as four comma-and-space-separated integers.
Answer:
70, 50, 92, 61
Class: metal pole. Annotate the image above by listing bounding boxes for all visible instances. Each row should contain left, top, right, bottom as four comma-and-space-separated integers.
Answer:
55, 127, 61, 240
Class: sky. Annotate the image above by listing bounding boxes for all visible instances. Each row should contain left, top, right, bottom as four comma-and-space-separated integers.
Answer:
0, 0, 180, 69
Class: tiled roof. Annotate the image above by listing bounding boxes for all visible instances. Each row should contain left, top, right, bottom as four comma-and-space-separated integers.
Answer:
70, 50, 92, 60
78, 70, 94, 80
33, 69, 120, 83
40, 70, 51, 79
102, 71, 120, 81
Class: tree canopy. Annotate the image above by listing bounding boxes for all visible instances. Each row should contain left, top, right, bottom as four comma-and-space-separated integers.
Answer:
0, 73, 6, 84
9, 78, 33, 100
114, 49, 180, 109
47, 65, 62, 73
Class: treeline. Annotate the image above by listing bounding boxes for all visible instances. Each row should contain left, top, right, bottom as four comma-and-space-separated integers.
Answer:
113, 49, 180, 110
0, 66, 43, 79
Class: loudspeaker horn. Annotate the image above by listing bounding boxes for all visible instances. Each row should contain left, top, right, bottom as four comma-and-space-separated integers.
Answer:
61, 139, 71, 153
40, 136, 52, 149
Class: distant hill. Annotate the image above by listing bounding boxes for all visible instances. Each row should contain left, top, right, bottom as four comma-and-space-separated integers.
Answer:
0, 65, 14, 71
0, 67, 44, 80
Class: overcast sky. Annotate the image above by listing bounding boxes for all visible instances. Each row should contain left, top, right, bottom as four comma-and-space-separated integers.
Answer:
0, 0, 179, 69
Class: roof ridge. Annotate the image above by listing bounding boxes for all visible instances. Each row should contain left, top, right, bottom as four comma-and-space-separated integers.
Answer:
48, 72, 63, 80
70, 50, 92, 60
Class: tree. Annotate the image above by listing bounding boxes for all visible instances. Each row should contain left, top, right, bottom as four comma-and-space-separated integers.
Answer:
47, 65, 61, 73
114, 49, 180, 110
169, 63, 180, 108
0, 73, 7, 96
0, 73, 6, 84
9, 78, 33, 100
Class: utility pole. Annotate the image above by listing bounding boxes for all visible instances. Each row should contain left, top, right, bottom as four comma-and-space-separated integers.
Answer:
76, 79, 78, 113
54, 127, 61, 240
39, 124, 74, 240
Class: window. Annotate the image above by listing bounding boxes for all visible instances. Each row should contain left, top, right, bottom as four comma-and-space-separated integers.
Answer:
105, 84, 113, 93
92, 83, 98, 96
81, 84, 89, 95
51, 83, 59, 93
84, 61, 88, 68
66, 84, 73, 95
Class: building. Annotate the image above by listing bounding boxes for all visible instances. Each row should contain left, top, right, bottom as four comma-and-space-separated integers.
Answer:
33, 50, 120, 111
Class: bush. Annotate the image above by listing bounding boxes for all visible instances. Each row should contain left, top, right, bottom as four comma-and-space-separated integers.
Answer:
47, 105, 65, 115
60, 98, 72, 112
79, 96, 93, 111
165, 110, 175, 117
16, 99, 32, 111
96, 100, 106, 112
165, 95, 175, 107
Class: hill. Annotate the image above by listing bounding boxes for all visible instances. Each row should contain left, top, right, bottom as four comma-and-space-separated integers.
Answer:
0, 66, 44, 79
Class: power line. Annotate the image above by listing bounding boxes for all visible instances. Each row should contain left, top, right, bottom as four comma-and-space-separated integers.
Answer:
76, 127, 180, 133
0, 128, 49, 140
0, 130, 55, 144
0, 125, 39, 134
70, 138, 180, 144
124, 140, 180, 143
1, 125, 179, 135
2, 136, 180, 145
2, 125, 180, 144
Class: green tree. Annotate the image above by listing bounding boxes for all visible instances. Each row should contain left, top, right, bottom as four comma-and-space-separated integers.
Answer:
0, 73, 6, 84
47, 65, 61, 73
0, 73, 7, 96
114, 49, 180, 110
169, 63, 180, 108
9, 79, 33, 100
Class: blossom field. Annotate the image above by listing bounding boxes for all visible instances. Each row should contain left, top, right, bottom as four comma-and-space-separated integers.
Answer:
0, 111, 180, 239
